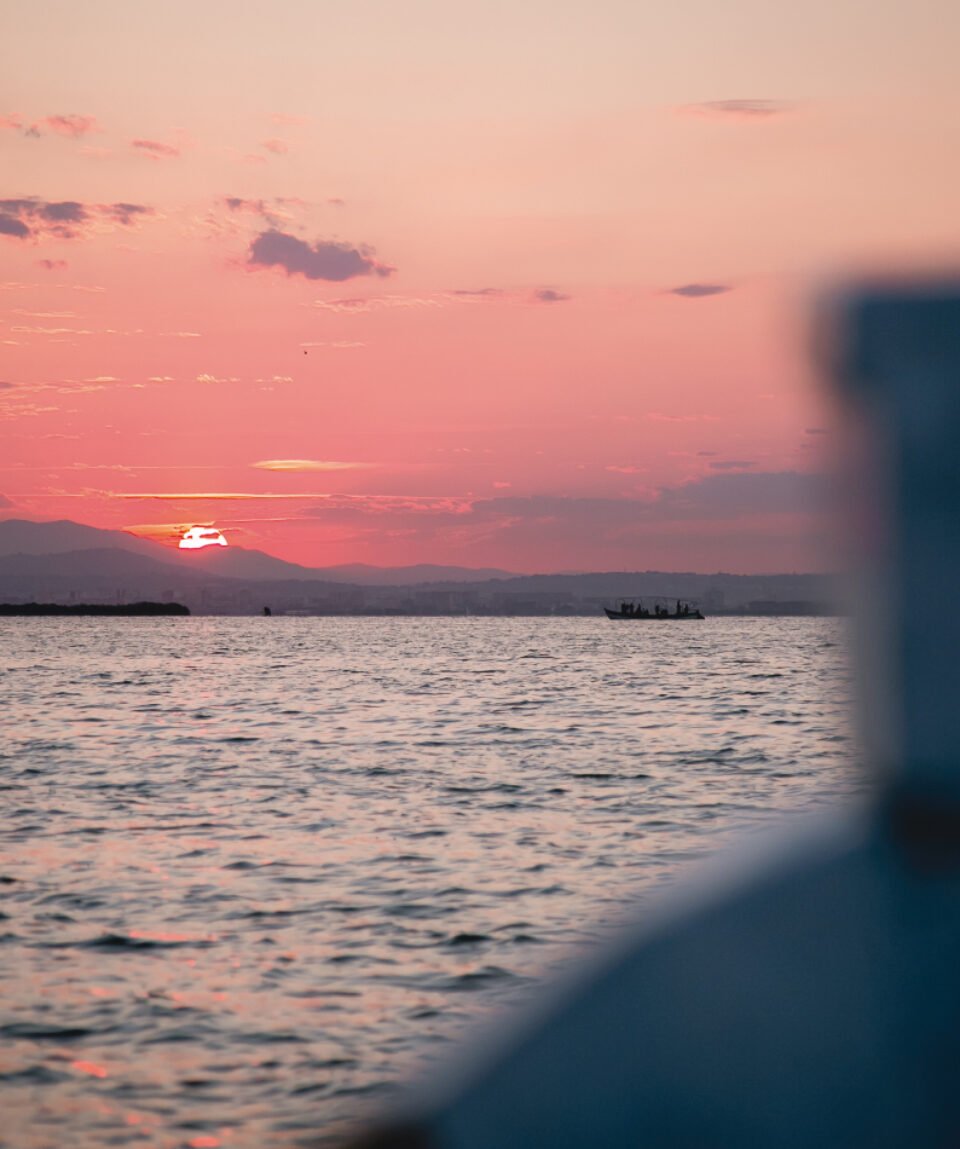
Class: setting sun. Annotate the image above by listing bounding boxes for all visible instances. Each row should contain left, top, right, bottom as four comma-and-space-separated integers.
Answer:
179, 526, 228, 550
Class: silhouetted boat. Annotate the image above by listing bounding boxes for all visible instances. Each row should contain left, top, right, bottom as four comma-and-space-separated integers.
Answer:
604, 603, 704, 620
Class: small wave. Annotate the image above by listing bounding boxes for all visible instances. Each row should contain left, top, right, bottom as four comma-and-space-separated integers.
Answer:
445, 932, 491, 947
1, 1023, 95, 1040
0, 1064, 69, 1084
77, 932, 213, 951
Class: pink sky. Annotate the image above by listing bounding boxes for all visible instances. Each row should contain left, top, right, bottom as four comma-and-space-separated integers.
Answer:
3, 0, 958, 572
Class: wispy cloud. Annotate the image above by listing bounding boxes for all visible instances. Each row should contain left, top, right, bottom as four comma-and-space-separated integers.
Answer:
104, 202, 153, 226
12, 309, 76, 318
131, 138, 180, 159
261, 138, 290, 155
249, 229, 395, 282
667, 283, 732, 298
220, 196, 290, 228
679, 99, 794, 120
252, 459, 374, 472
108, 491, 347, 501
533, 288, 571, 304
38, 113, 101, 137
11, 325, 94, 335
2, 113, 101, 138
309, 295, 440, 313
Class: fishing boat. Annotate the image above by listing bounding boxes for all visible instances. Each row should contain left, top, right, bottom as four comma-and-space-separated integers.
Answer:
604, 601, 704, 620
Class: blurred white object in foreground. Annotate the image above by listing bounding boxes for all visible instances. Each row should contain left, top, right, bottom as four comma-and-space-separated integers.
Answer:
346, 283, 960, 1149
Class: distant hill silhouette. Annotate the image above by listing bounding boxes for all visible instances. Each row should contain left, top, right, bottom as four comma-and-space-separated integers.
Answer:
0, 519, 514, 584
0, 518, 173, 560
0, 518, 840, 615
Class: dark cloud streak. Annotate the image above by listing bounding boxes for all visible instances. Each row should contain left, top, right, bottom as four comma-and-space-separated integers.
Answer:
682, 100, 794, 119
668, 283, 732, 298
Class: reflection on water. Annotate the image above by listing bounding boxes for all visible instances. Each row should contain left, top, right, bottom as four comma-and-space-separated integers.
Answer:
0, 617, 856, 1147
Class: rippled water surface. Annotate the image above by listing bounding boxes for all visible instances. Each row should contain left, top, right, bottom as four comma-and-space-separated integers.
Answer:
1, 617, 857, 1148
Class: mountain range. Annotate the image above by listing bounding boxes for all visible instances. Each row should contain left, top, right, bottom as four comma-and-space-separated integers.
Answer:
0, 517, 840, 615
0, 519, 514, 584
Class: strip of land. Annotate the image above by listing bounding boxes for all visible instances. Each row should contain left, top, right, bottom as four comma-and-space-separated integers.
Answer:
0, 602, 190, 616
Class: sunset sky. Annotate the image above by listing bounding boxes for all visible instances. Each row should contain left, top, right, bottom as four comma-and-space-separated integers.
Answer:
3, 0, 958, 572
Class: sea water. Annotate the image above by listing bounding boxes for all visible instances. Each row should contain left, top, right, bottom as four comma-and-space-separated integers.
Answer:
0, 616, 856, 1148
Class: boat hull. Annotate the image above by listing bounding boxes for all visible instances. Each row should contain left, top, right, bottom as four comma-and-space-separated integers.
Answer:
603, 607, 704, 620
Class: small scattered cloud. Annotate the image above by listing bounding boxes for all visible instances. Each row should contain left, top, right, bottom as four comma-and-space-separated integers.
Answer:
38, 114, 100, 137
196, 373, 239, 384
680, 99, 794, 120
221, 196, 287, 227
131, 138, 180, 159
0, 494, 14, 508
327, 196, 346, 207
249, 229, 395, 282
0, 381, 16, 390
225, 196, 266, 213
254, 374, 295, 383
261, 138, 290, 155
1, 113, 101, 138
605, 464, 646, 475
708, 460, 756, 471
805, 427, 829, 436
104, 202, 154, 226
148, 375, 175, 382
162, 331, 201, 338
533, 288, 570, 303
451, 287, 504, 298
668, 283, 732, 298
0, 198, 153, 242
37, 258, 68, 271
251, 459, 373, 472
